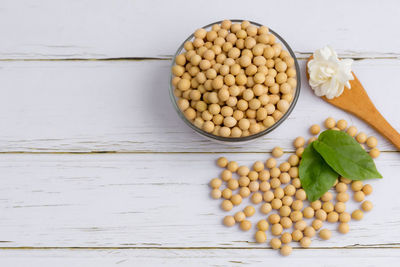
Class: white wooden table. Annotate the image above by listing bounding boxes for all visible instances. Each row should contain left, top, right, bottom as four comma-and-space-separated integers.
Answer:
1, 0, 399, 265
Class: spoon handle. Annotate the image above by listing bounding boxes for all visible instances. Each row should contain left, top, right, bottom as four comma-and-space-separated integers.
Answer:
323, 74, 400, 150
345, 75, 400, 150
359, 106, 400, 150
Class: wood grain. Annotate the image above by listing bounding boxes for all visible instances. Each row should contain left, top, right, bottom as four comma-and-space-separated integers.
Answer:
0, 153, 397, 248
0, 59, 398, 153
0, 0, 399, 59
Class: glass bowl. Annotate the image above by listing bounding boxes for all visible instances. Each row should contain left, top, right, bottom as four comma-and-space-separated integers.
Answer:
169, 19, 301, 144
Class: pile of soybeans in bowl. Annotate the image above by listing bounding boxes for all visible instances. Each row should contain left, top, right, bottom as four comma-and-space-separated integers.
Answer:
170, 20, 299, 141
209, 117, 380, 256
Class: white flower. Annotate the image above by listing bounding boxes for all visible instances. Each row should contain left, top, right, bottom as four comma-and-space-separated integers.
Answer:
307, 46, 354, 99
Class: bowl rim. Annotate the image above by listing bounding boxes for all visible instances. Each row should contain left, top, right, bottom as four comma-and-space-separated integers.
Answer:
169, 19, 301, 143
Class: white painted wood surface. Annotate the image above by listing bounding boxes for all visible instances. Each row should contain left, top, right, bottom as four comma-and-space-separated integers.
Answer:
0, 59, 399, 152
0, 249, 399, 267
1, 0, 399, 265
0, 0, 399, 59
0, 153, 398, 248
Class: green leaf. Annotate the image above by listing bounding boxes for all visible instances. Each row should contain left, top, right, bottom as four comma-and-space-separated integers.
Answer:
313, 130, 382, 180
299, 142, 339, 202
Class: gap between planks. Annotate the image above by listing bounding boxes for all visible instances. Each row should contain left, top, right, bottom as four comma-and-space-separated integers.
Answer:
0, 151, 398, 155
0, 245, 399, 250
0, 53, 399, 62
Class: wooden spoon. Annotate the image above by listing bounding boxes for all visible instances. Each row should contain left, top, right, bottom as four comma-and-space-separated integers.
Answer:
306, 56, 400, 150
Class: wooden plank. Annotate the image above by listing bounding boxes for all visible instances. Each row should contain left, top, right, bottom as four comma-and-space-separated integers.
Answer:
0, 59, 398, 152
0, 153, 397, 247
0, 248, 399, 267
0, 0, 399, 59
